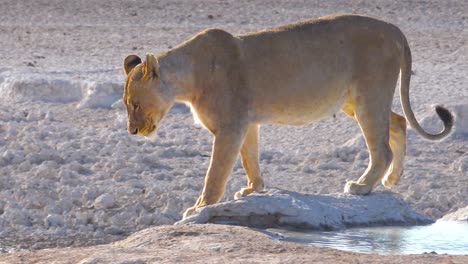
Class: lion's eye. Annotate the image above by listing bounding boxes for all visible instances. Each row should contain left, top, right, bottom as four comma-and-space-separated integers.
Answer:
133, 103, 140, 111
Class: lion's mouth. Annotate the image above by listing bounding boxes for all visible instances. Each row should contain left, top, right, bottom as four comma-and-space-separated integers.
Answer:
139, 116, 160, 138
138, 123, 156, 136
147, 124, 157, 135
142, 124, 157, 139
133, 114, 163, 138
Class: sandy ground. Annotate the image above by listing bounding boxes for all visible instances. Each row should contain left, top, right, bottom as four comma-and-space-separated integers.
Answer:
1, 224, 468, 264
0, 0, 467, 262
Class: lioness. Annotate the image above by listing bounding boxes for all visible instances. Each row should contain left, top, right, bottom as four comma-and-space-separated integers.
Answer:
122, 14, 453, 218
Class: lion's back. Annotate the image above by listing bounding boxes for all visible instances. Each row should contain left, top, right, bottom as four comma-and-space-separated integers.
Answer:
238, 14, 404, 46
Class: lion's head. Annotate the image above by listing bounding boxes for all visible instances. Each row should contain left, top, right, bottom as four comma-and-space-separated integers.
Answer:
123, 53, 173, 138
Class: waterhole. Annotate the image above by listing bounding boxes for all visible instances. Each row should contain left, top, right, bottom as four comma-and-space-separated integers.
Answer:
267, 221, 468, 255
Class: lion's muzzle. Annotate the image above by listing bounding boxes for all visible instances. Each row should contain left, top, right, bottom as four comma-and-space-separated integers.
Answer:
129, 127, 138, 135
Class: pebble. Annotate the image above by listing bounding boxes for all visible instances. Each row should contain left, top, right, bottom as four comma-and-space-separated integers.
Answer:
45, 214, 64, 228
93, 194, 115, 209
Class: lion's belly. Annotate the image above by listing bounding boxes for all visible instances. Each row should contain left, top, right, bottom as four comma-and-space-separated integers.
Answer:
249, 80, 349, 125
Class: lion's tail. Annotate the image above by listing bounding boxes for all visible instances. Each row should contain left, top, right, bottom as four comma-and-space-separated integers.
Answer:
399, 35, 453, 140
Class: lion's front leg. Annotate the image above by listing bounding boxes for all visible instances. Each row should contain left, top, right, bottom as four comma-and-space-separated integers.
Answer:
183, 131, 246, 219
235, 124, 264, 199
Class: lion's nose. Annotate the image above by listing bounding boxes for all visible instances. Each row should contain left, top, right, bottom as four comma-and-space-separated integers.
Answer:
130, 128, 138, 135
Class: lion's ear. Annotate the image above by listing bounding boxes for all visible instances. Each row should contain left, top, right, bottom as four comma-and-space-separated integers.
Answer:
144, 53, 160, 79
123, 55, 142, 75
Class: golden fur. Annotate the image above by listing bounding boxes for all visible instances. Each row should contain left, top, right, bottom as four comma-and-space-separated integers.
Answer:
122, 14, 453, 218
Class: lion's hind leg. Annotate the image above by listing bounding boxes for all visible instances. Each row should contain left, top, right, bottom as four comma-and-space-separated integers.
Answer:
382, 112, 407, 188
344, 109, 393, 194
342, 84, 395, 195
235, 124, 264, 199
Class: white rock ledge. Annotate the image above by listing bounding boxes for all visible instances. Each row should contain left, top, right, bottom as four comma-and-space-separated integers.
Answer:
177, 189, 433, 229
440, 206, 468, 221
0, 72, 123, 108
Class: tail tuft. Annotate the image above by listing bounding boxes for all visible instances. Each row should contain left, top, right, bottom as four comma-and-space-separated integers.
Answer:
435, 105, 454, 130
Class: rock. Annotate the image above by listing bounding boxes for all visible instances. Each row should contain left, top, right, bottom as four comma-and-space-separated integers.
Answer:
2, 150, 14, 161
2, 208, 31, 227
177, 189, 433, 229
452, 155, 468, 172
0, 75, 82, 103
77, 81, 122, 109
110, 211, 138, 228
137, 214, 154, 226
45, 110, 55, 121
45, 214, 64, 228
440, 206, 468, 221
331, 135, 366, 162
93, 194, 115, 209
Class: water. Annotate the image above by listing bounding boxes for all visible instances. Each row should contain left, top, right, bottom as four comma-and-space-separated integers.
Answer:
267, 221, 468, 255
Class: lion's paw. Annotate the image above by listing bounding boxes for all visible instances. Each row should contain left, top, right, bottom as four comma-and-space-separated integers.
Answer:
182, 206, 198, 219
382, 172, 401, 188
382, 178, 395, 188
234, 187, 255, 200
344, 181, 372, 195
